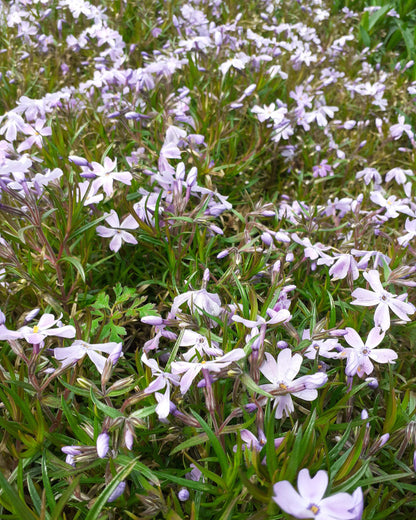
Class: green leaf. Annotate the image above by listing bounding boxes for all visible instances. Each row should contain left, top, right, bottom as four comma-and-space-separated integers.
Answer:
368, 4, 392, 33
190, 410, 229, 478
0, 471, 39, 520
240, 373, 273, 398
92, 292, 110, 310
90, 389, 123, 419
58, 255, 85, 282
50, 476, 81, 520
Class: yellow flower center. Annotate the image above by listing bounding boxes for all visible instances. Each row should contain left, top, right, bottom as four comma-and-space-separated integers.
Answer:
33, 325, 39, 333
279, 383, 288, 390
309, 504, 320, 515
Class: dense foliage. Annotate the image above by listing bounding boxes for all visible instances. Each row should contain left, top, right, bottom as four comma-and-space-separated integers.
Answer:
1, 0, 416, 518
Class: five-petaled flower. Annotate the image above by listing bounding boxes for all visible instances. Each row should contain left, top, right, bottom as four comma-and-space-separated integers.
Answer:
54, 340, 123, 374
96, 210, 139, 252
259, 349, 327, 419
339, 327, 397, 378
351, 270, 415, 330
19, 313, 76, 344
273, 468, 363, 519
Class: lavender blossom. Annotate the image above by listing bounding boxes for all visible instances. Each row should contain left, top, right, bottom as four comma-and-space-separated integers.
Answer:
54, 340, 123, 374
259, 349, 327, 419
351, 270, 415, 330
273, 469, 362, 519
339, 327, 397, 378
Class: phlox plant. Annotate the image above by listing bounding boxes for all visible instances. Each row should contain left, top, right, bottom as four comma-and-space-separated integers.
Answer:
1, 0, 416, 519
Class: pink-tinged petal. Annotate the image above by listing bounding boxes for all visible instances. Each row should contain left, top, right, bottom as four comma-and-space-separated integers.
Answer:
388, 298, 415, 321
267, 308, 292, 324
292, 388, 318, 401
0, 326, 22, 340
113, 171, 132, 184
274, 395, 294, 419
240, 430, 260, 449
121, 231, 138, 245
363, 270, 384, 293
102, 176, 114, 197
343, 327, 364, 349
96, 226, 116, 238
365, 327, 385, 349
46, 325, 76, 338
345, 351, 360, 376
320, 493, 355, 518
109, 234, 122, 252
279, 348, 302, 382
298, 469, 328, 502
24, 332, 45, 344
155, 386, 171, 419
145, 375, 166, 394
104, 210, 120, 228
122, 215, 139, 230
349, 488, 364, 520
38, 313, 58, 329
357, 357, 374, 377
272, 480, 310, 517
216, 349, 246, 364
259, 352, 279, 384
351, 288, 379, 306
54, 345, 85, 361
374, 303, 390, 331
87, 350, 107, 374
179, 365, 201, 394
91, 342, 122, 354
232, 315, 261, 328
294, 373, 328, 392
369, 348, 397, 364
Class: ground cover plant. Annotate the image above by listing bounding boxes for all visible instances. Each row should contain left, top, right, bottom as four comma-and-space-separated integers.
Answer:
1, 0, 416, 518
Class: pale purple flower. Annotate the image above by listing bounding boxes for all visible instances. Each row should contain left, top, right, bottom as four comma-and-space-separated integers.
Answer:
234, 429, 284, 458
54, 340, 123, 374
339, 327, 397, 378
61, 445, 82, 467
171, 289, 222, 318
390, 115, 413, 140
370, 191, 414, 219
180, 330, 223, 361
313, 160, 333, 178
251, 103, 287, 124
141, 352, 179, 419
259, 349, 327, 419
171, 349, 245, 394
398, 218, 416, 247
318, 253, 359, 281
0, 112, 26, 142
96, 210, 139, 252
17, 119, 52, 152
351, 270, 415, 330
19, 313, 75, 344
232, 308, 291, 329
385, 167, 412, 185
273, 469, 362, 519
302, 329, 341, 360
292, 234, 331, 261
356, 167, 381, 185
86, 157, 132, 197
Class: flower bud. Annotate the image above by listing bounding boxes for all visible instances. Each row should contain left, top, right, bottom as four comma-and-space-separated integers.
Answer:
96, 432, 110, 458
107, 481, 126, 502
178, 488, 190, 501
